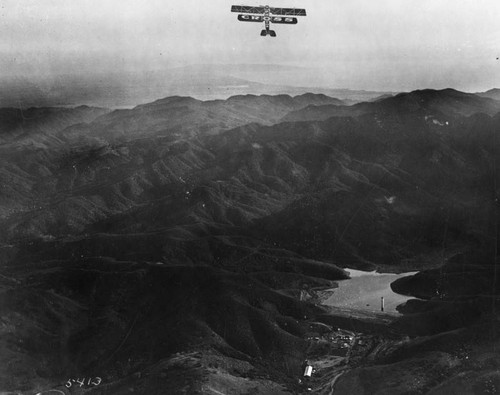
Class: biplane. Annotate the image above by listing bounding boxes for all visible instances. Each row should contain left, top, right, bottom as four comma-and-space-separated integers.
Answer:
231, 5, 306, 37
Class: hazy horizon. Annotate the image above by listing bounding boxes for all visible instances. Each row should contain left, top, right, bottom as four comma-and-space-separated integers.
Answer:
7, 62, 498, 92
1, 0, 499, 100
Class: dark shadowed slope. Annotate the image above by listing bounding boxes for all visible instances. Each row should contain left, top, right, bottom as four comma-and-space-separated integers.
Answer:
1, 90, 500, 394
0, 106, 109, 143
0, 259, 335, 393
1, 91, 499, 266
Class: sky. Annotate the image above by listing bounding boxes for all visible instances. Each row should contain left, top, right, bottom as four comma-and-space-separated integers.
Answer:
0, 0, 499, 91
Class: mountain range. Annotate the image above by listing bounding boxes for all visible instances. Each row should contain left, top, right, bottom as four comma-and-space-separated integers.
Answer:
1, 88, 500, 394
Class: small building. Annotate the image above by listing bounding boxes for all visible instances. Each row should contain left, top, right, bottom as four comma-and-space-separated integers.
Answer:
303, 365, 313, 377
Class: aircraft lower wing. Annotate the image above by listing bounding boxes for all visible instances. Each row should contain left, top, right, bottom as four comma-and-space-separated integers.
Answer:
270, 16, 298, 24
238, 14, 263, 22
238, 15, 298, 24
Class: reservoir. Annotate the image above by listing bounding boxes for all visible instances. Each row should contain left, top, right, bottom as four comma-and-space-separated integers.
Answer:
323, 268, 418, 314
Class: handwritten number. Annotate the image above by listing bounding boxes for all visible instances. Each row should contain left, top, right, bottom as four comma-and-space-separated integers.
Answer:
65, 376, 102, 387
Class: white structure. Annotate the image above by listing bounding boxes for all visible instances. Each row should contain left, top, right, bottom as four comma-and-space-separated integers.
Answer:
304, 365, 313, 377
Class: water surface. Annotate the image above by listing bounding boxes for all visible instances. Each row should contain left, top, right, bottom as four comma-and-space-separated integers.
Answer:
323, 268, 418, 314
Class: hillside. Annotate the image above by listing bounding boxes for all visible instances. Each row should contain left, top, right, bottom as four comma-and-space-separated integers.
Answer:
1, 90, 500, 394
0, 106, 109, 143
476, 88, 500, 101
283, 88, 500, 122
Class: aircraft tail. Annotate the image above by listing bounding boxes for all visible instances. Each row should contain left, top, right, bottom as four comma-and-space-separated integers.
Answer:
260, 29, 276, 37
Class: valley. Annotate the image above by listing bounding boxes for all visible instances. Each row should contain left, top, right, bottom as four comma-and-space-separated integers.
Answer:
1, 89, 500, 394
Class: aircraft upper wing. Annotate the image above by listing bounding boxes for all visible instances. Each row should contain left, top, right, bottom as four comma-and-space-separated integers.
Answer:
270, 7, 306, 16
231, 5, 266, 14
